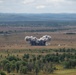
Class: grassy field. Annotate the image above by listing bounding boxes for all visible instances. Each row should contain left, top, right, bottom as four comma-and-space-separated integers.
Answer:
0, 26, 76, 75
5, 69, 76, 75
0, 31, 76, 50
51, 69, 76, 75
0, 25, 76, 49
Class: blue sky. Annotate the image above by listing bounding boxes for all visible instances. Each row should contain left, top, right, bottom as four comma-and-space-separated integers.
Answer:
0, 0, 76, 13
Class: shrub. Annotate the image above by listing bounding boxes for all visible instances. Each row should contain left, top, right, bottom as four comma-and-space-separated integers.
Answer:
0, 71, 6, 75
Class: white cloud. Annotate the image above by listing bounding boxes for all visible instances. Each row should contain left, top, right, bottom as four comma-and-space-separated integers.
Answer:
0, 0, 76, 13
44, 0, 65, 7
66, 0, 76, 2
66, 0, 76, 4
36, 5, 46, 9
0, 0, 3, 3
22, 0, 35, 4
46, 0, 64, 2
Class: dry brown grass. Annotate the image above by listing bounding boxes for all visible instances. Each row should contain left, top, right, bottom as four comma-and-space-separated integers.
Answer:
0, 25, 76, 50
0, 31, 76, 50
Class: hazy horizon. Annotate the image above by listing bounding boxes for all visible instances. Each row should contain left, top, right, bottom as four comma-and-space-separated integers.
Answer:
0, 13, 76, 14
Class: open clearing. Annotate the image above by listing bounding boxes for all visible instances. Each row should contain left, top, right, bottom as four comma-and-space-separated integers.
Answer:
0, 25, 76, 75
0, 31, 76, 50
51, 69, 76, 75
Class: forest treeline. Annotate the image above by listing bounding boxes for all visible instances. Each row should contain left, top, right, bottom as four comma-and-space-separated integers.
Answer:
0, 21, 76, 27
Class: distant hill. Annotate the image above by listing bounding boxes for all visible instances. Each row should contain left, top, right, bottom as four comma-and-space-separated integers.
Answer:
0, 13, 76, 21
